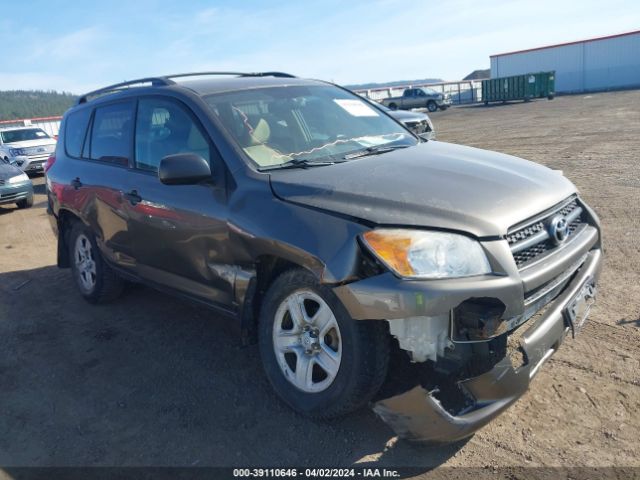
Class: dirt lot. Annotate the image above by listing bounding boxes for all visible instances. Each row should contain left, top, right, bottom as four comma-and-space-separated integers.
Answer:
0, 90, 638, 472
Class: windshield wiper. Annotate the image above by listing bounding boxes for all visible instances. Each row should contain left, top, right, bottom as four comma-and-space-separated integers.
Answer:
258, 159, 343, 171
343, 144, 411, 160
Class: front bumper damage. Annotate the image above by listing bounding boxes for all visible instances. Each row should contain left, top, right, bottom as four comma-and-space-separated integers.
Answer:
334, 246, 602, 444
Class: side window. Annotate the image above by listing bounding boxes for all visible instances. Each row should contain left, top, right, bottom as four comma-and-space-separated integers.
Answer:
89, 102, 134, 164
135, 98, 211, 173
64, 108, 92, 158
417, 89, 426, 97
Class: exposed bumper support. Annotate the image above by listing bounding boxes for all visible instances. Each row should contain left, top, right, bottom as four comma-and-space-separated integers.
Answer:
372, 248, 602, 444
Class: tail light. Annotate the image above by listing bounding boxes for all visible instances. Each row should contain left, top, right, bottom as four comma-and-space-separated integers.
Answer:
44, 154, 56, 173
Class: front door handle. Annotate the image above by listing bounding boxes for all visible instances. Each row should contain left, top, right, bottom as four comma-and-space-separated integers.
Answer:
71, 177, 82, 190
124, 189, 142, 206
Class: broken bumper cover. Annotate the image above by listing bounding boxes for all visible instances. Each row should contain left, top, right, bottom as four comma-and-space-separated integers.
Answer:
348, 248, 602, 444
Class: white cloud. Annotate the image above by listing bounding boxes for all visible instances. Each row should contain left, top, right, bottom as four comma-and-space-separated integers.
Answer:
1, 0, 640, 92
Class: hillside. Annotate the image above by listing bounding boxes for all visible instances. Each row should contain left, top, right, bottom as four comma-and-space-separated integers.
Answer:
0, 90, 77, 121
345, 78, 443, 90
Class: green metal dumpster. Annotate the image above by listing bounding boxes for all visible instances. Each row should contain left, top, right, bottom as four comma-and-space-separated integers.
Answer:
482, 72, 555, 104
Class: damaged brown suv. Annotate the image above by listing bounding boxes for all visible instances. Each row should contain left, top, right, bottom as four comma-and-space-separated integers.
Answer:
46, 72, 602, 443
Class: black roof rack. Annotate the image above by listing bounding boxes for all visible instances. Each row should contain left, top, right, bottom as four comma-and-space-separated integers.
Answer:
76, 71, 297, 105
164, 71, 297, 80
77, 77, 175, 104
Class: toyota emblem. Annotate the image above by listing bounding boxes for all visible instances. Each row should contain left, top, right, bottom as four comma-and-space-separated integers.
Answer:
548, 215, 569, 244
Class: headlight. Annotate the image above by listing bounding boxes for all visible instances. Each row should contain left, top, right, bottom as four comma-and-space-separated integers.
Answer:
9, 148, 24, 156
425, 117, 434, 130
8, 173, 29, 184
362, 229, 491, 279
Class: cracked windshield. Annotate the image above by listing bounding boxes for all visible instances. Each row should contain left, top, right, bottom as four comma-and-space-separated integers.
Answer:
205, 85, 418, 168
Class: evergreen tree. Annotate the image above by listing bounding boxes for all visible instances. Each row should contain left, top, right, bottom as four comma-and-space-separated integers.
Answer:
0, 90, 78, 120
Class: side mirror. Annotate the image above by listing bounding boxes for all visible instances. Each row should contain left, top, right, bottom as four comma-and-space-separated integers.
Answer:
158, 153, 211, 185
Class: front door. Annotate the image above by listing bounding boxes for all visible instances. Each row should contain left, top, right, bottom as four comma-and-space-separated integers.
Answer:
125, 96, 235, 310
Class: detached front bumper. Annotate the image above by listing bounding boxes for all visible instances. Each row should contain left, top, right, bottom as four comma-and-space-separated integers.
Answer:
334, 237, 602, 443
11, 155, 48, 173
374, 248, 601, 443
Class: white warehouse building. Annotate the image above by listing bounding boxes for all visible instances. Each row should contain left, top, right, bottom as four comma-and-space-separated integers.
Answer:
490, 30, 640, 93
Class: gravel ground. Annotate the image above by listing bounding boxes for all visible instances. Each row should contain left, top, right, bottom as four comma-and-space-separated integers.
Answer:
0, 90, 638, 474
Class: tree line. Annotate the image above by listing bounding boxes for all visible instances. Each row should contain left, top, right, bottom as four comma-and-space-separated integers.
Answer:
0, 90, 77, 121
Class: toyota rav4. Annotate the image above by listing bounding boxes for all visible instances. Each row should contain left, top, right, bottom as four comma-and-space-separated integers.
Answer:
45, 72, 602, 443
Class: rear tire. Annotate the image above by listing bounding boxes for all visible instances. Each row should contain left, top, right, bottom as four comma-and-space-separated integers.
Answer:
68, 223, 124, 304
258, 268, 389, 419
16, 196, 33, 209
427, 101, 437, 112
388, 103, 398, 110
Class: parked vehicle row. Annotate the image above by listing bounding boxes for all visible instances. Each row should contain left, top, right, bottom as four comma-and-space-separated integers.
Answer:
45, 72, 601, 444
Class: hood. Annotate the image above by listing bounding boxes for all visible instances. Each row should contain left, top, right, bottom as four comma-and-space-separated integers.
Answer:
3, 139, 56, 149
269, 141, 576, 237
389, 110, 430, 122
0, 161, 26, 180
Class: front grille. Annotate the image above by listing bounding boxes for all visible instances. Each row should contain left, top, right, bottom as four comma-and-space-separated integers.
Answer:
1, 192, 21, 200
0, 179, 5, 186
25, 160, 45, 171
27, 154, 50, 161
22, 145, 55, 156
507, 198, 586, 268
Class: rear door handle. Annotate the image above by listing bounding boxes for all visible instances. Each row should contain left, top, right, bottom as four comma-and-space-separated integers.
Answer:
71, 177, 82, 190
124, 190, 142, 206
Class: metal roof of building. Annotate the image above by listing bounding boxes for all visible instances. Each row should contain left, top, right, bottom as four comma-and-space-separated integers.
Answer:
490, 29, 640, 58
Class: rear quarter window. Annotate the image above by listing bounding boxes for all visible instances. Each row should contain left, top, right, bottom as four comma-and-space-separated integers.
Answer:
64, 109, 92, 158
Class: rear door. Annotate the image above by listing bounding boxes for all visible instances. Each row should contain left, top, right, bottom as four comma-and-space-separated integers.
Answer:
125, 96, 235, 310
62, 100, 138, 270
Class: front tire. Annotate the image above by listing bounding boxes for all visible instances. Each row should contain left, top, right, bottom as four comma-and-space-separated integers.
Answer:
388, 103, 398, 110
69, 223, 124, 304
16, 196, 33, 209
427, 101, 437, 112
258, 269, 389, 419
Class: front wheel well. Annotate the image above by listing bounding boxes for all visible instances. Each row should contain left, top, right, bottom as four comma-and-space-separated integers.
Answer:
252, 256, 303, 320
240, 256, 311, 345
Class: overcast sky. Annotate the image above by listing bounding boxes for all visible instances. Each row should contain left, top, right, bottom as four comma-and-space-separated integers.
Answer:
1, 0, 639, 93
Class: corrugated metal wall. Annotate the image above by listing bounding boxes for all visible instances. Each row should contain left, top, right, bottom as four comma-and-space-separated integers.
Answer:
491, 32, 640, 93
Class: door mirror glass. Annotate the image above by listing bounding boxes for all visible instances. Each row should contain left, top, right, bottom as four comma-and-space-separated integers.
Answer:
158, 153, 211, 185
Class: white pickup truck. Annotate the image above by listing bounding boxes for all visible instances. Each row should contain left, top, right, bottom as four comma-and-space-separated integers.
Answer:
381, 87, 452, 112
0, 126, 57, 174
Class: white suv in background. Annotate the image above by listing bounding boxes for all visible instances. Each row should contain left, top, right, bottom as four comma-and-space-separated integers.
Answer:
0, 127, 57, 174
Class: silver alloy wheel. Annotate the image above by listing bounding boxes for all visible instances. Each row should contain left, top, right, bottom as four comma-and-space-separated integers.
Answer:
272, 290, 342, 393
74, 234, 97, 292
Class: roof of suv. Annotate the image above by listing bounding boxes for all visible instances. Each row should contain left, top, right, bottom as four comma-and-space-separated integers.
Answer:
76, 72, 329, 105
177, 76, 325, 96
